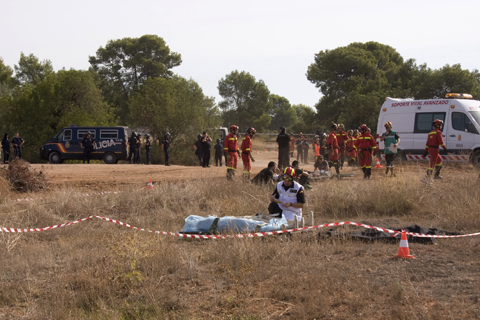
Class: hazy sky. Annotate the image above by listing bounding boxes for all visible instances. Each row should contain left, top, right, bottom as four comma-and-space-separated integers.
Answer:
2, 0, 479, 110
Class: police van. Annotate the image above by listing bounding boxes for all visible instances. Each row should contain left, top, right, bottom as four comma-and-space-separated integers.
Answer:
40, 126, 128, 164
376, 93, 480, 163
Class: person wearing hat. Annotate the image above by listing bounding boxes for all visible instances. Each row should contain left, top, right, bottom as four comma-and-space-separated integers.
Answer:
423, 119, 447, 179
224, 125, 240, 179
355, 124, 377, 179
276, 126, 291, 170
336, 124, 348, 169
214, 138, 224, 166
145, 133, 152, 165
380, 122, 400, 177
327, 124, 340, 175
268, 166, 305, 221
163, 132, 171, 166
80, 131, 96, 164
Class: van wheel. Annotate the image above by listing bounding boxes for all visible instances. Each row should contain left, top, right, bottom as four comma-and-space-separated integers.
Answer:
48, 152, 61, 164
104, 152, 116, 164
470, 150, 480, 166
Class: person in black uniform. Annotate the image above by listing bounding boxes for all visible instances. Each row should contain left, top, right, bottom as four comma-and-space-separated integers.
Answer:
1, 133, 10, 164
128, 132, 137, 164
81, 131, 95, 164
12, 132, 24, 160
194, 134, 203, 166
163, 132, 170, 166
251, 161, 278, 185
134, 134, 142, 164
145, 133, 152, 165
276, 126, 291, 170
201, 131, 212, 168
214, 138, 224, 166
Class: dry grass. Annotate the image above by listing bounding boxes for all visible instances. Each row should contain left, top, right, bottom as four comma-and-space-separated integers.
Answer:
1, 164, 480, 319
3, 159, 50, 193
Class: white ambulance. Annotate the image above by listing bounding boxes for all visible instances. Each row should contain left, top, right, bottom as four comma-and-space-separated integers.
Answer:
376, 93, 480, 163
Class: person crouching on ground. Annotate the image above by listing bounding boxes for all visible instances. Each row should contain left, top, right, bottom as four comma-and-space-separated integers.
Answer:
241, 127, 256, 181
268, 167, 305, 221
291, 160, 311, 189
314, 155, 330, 173
252, 161, 278, 185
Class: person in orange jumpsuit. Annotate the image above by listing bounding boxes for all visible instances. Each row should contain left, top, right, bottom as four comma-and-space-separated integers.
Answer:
326, 124, 340, 175
355, 124, 377, 179
423, 119, 447, 179
241, 127, 256, 181
224, 125, 240, 180
313, 135, 321, 159
336, 124, 348, 169
346, 130, 357, 166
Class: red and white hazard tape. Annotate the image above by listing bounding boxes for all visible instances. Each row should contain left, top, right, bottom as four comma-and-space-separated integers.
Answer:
11, 191, 121, 203
380, 154, 469, 161
2, 216, 479, 239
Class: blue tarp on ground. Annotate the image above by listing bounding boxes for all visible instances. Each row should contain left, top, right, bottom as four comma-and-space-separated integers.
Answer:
180, 215, 288, 234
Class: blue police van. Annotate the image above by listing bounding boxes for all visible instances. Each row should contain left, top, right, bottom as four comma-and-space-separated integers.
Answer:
40, 127, 128, 164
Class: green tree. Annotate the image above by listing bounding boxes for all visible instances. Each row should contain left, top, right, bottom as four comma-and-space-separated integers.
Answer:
291, 104, 317, 133
307, 41, 417, 130
89, 34, 182, 124
411, 64, 480, 99
218, 70, 272, 132
0, 58, 17, 96
14, 52, 53, 85
129, 76, 221, 165
0, 69, 116, 161
268, 94, 297, 131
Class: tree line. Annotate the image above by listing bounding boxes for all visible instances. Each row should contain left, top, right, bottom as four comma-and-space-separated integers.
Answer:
0, 36, 479, 162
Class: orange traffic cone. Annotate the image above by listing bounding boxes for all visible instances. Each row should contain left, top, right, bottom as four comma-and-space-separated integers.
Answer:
147, 179, 154, 189
256, 150, 259, 154
393, 230, 416, 259
265, 149, 268, 153
375, 158, 382, 168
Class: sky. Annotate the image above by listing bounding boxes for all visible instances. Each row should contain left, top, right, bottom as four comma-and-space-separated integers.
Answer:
2, 0, 480, 110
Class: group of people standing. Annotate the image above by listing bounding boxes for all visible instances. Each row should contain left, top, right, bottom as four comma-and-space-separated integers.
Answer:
1, 132, 24, 164
127, 132, 159, 165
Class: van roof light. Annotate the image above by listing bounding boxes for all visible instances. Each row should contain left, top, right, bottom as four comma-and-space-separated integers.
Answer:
445, 93, 473, 99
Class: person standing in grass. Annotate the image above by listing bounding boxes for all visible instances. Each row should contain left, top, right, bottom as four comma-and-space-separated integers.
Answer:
380, 122, 400, 177
163, 132, 171, 166
224, 125, 240, 179
1, 133, 10, 164
241, 127, 256, 181
145, 133, 152, 165
81, 131, 95, 164
326, 124, 339, 175
423, 119, 447, 180
214, 138, 224, 167
12, 132, 24, 160
355, 124, 376, 179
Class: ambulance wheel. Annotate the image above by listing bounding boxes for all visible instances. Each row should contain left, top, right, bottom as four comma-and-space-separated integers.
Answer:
103, 152, 116, 164
48, 152, 61, 164
471, 150, 480, 166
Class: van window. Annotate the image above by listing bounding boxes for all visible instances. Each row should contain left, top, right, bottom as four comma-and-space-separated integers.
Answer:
78, 130, 96, 139
64, 129, 72, 141
100, 130, 118, 139
452, 112, 479, 134
414, 112, 446, 133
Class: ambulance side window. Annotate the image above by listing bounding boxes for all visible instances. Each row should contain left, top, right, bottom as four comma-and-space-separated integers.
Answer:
452, 112, 479, 134
414, 112, 445, 133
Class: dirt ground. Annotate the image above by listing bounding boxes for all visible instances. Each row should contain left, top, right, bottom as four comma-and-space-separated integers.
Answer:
30, 148, 329, 190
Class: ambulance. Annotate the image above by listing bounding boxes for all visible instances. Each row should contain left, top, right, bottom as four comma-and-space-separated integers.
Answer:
376, 93, 480, 163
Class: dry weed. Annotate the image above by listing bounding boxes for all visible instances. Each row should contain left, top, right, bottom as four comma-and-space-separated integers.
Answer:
0, 167, 479, 319
4, 159, 49, 193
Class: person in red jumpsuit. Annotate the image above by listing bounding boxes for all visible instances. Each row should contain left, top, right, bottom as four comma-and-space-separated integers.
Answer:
224, 125, 240, 180
423, 119, 447, 179
241, 127, 256, 181
326, 123, 340, 175
336, 124, 348, 169
355, 124, 377, 179
346, 130, 357, 166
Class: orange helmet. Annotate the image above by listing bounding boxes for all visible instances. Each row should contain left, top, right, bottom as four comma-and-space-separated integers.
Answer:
384, 121, 392, 129
283, 167, 296, 178
360, 124, 368, 131
433, 119, 444, 127
230, 125, 239, 133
